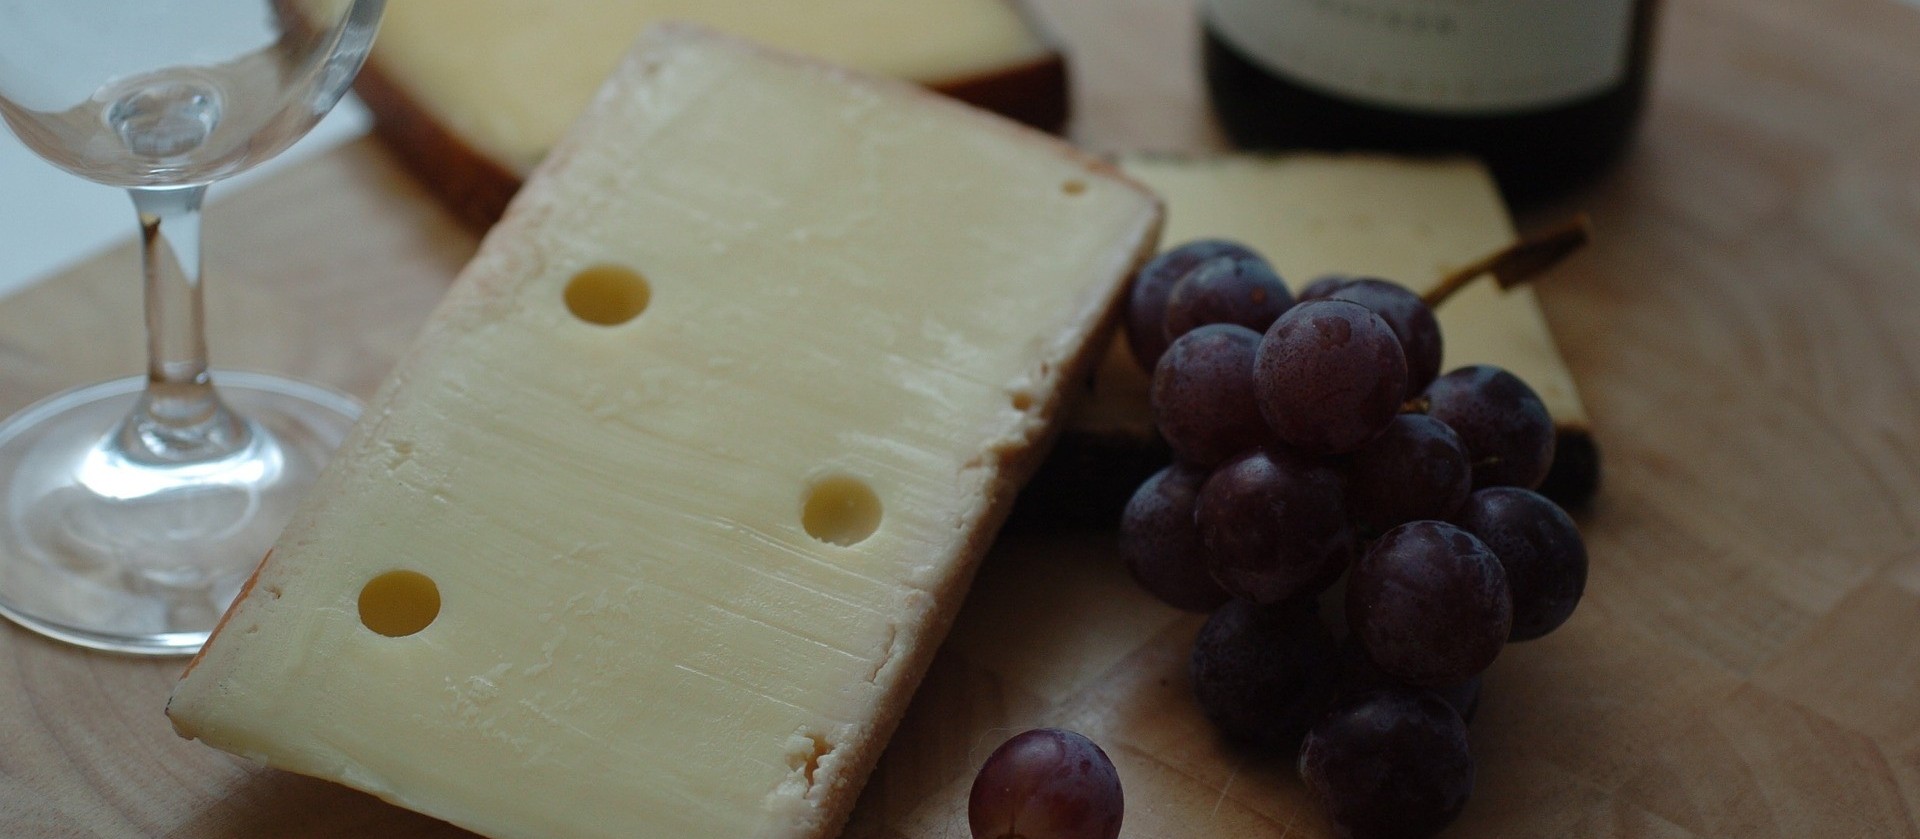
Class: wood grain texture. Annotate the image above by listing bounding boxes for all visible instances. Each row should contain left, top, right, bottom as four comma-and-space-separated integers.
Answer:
4, 0, 1920, 835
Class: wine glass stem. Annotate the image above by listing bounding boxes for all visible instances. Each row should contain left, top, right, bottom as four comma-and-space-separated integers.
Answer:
114, 184, 250, 465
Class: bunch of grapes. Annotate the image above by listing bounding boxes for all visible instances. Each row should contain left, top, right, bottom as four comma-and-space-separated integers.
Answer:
1119, 240, 1590, 838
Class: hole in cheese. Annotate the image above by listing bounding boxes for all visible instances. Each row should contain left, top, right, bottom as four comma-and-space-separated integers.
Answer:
1010, 391, 1035, 411
801, 475, 882, 546
564, 264, 651, 325
357, 570, 442, 637
1061, 178, 1088, 196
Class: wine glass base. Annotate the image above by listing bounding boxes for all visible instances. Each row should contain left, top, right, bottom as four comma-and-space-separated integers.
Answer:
0, 372, 359, 656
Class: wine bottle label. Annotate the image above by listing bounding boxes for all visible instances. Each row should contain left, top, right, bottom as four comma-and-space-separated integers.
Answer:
1206, 0, 1637, 114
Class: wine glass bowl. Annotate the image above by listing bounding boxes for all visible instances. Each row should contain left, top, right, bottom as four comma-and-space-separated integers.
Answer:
0, 0, 380, 186
0, 0, 385, 655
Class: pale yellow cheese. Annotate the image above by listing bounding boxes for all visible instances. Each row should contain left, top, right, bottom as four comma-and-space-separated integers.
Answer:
168, 25, 1158, 839
1072, 154, 1587, 436
359, 0, 1055, 171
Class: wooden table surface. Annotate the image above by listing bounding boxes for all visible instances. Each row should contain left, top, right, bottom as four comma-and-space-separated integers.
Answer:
6, 0, 1920, 836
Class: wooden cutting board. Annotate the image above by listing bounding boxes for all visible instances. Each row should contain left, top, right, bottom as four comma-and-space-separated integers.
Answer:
5, 0, 1920, 836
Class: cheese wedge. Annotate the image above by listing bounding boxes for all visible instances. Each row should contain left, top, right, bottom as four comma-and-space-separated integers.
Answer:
1026, 154, 1596, 523
169, 25, 1159, 839
323, 0, 1067, 230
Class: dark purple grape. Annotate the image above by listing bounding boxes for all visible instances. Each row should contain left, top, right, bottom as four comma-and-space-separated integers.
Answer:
1347, 521, 1511, 687
1190, 598, 1340, 751
1347, 414, 1472, 533
1163, 254, 1293, 341
969, 728, 1124, 839
1150, 324, 1270, 467
1455, 487, 1587, 641
1195, 448, 1354, 604
1317, 278, 1443, 398
1125, 240, 1260, 371
1299, 690, 1474, 839
1336, 640, 1485, 725
1424, 365, 1556, 490
1295, 274, 1351, 302
1120, 464, 1231, 613
1254, 300, 1408, 455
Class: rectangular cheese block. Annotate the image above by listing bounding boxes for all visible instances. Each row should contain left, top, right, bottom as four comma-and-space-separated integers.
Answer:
321, 0, 1067, 229
168, 24, 1160, 839
1028, 154, 1596, 523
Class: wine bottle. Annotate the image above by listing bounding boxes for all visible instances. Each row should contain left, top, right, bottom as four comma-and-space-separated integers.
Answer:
1203, 0, 1659, 203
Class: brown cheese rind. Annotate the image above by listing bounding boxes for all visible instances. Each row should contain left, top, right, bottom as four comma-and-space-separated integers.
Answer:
352, 56, 527, 233
349, 9, 1069, 233
932, 52, 1068, 138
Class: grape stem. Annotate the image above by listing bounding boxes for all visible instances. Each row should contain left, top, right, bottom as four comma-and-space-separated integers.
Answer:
1422, 214, 1593, 309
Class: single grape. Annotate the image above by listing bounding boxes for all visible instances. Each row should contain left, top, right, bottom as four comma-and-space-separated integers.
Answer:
1125, 240, 1261, 371
1316, 278, 1443, 398
1150, 324, 1270, 467
1336, 639, 1485, 725
1120, 464, 1231, 613
1455, 487, 1587, 641
1347, 521, 1511, 687
969, 728, 1124, 839
1195, 448, 1354, 604
1347, 414, 1472, 533
1299, 689, 1474, 839
1295, 274, 1351, 302
1190, 598, 1341, 751
1163, 254, 1293, 341
1424, 365, 1556, 490
1254, 300, 1408, 455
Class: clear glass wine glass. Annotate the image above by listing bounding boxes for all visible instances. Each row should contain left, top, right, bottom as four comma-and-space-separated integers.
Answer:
0, 0, 386, 655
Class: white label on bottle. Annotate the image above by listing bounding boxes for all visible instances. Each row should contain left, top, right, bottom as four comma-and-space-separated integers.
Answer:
1207, 0, 1637, 114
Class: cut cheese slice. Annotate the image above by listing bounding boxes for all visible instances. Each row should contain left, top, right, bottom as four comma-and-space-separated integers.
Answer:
169, 24, 1159, 839
322, 0, 1067, 230
1027, 154, 1597, 523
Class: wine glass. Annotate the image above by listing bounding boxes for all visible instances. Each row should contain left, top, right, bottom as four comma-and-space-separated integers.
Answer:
0, 0, 386, 655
